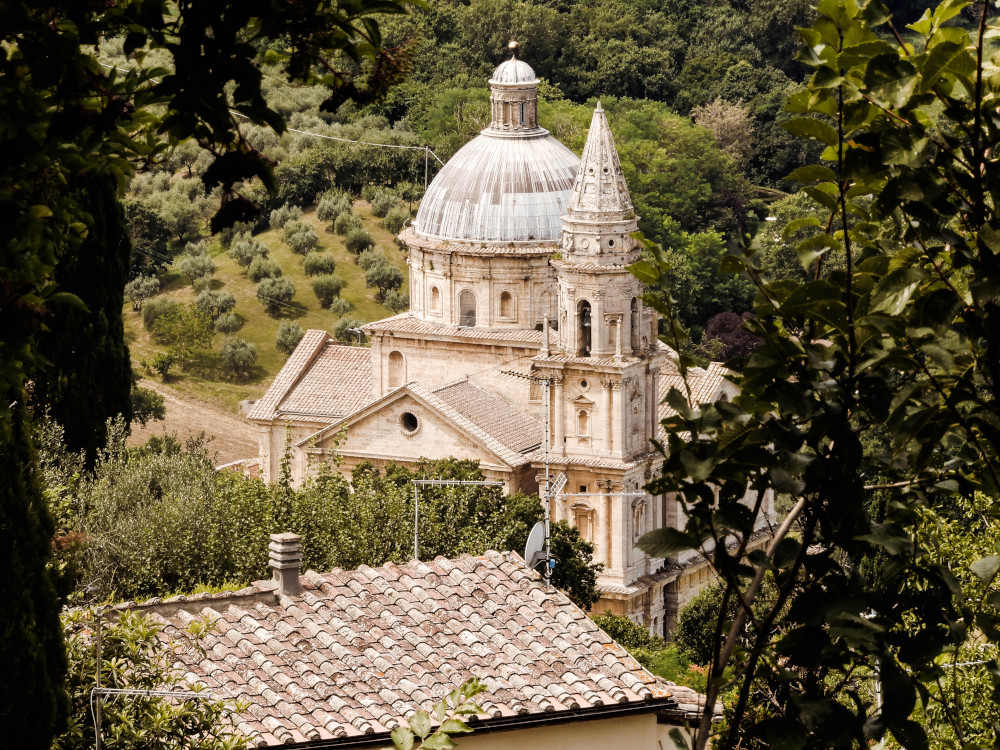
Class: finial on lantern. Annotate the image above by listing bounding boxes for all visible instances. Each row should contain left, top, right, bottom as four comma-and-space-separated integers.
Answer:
508, 40, 519, 57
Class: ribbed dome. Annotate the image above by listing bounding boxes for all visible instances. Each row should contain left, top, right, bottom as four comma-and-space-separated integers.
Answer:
491, 57, 537, 84
414, 132, 580, 242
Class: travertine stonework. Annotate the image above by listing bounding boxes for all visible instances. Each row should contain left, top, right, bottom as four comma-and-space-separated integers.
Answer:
247, 52, 773, 633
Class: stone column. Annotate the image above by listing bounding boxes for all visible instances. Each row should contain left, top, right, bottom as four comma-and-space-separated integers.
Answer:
596, 480, 612, 568
553, 377, 565, 456
609, 485, 623, 578
602, 379, 614, 456
611, 385, 622, 459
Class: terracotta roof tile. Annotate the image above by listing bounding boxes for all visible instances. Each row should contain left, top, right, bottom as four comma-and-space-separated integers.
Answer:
123, 552, 680, 746
247, 333, 372, 422
657, 361, 733, 424
433, 380, 542, 455
364, 313, 555, 346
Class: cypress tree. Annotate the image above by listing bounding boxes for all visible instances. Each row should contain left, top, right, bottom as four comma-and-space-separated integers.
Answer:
0, 402, 68, 746
31, 175, 133, 465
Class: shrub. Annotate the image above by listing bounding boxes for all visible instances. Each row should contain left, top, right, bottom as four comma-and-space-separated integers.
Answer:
332, 317, 364, 344
275, 321, 305, 354
333, 211, 361, 236
357, 247, 387, 272
142, 298, 180, 331
383, 289, 409, 314
383, 206, 410, 234
283, 219, 318, 255
150, 303, 215, 367
312, 274, 344, 308
219, 337, 258, 379
214, 312, 242, 335
303, 252, 335, 277
151, 352, 175, 379
228, 232, 268, 268
269, 204, 302, 229
360, 184, 380, 201
256, 277, 296, 315
124, 275, 160, 311
329, 297, 352, 316
344, 227, 374, 255
370, 191, 400, 219
195, 289, 236, 319
364, 260, 403, 301
673, 584, 725, 665
177, 247, 215, 286
248, 256, 282, 283
317, 190, 352, 223
217, 219, 254, 248
130, 386, 165, 427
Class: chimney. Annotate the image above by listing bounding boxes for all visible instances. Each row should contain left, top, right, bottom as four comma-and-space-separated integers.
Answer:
269, 533, 303, 596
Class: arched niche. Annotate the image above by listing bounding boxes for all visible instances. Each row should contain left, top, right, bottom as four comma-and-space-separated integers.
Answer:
499, 290, 515, 320
388, 351, 405, 389
577, 299, 592, 357
430, 286, 441, 316
459, 290, 477, 327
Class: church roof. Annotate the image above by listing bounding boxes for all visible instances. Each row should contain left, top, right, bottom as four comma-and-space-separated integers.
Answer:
565, 101, 634, 220
433, 380, 542, 454
657, 362, 733, 424
413, 132, 579, 243
247, 332, 372, 422
364, 313, 556, 346
116, 551, 680, 747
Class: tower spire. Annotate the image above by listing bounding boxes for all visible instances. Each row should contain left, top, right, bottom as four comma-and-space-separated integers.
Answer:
566, 102, 633, 218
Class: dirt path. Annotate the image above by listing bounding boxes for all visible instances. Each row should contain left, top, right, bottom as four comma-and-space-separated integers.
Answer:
129, 379, 257, 465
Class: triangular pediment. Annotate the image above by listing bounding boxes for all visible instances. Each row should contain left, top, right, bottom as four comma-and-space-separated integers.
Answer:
299, 384, 521, 469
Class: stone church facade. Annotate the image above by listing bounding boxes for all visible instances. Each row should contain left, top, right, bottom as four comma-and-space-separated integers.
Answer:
247, 53, 771, 633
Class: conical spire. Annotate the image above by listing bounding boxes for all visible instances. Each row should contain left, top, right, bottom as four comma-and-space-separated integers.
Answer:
566, 102, 633, 218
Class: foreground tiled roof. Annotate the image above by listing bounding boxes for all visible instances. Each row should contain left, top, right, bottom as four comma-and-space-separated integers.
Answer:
123, 552, 679, 747
247, 332, 372, 422
433, 380, 541, 455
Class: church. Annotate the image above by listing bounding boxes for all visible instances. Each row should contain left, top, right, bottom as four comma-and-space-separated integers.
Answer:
246, 50, 766, 632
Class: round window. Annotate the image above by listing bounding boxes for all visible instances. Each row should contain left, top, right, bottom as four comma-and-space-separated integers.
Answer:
608, 238, 615, 247
580, 379, 589, 390
400, 412, 419, 433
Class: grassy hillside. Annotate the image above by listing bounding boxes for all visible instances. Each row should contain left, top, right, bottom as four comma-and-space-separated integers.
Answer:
125, 201, 409, 412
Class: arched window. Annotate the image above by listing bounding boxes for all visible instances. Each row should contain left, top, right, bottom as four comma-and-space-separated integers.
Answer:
430, 286, 441, 316
388, 351, 405, 389
578, 299, 592, 357
577, 409, 590, 436
459, 290, 477, 327
499, 290, 514, 320
630, 298, 640, 352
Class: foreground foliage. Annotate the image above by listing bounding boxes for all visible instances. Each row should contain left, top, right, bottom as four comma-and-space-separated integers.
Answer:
635, 1, 1000, 747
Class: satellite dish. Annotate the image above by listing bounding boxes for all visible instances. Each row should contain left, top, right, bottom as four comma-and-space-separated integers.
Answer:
523, 521, 545, 570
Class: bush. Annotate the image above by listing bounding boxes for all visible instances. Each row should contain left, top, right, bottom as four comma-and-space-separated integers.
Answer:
383, 206, 410, 234
312, 275, 344, 308
357, 247, 387, 272
217, 219, 254, 248
329, 297, 352, 316
256, 277, 296, 315
269, 204, 302, 229
228, 232, 268, 268
275, 321, 305, 354
344, 227, 374, 255
673, 584, 725, 665
370, 191, 401, 218
130, 385, 165, 427
248, 256, 282, 283
383, 289, 409, 314
317, 190, 352, 223
364, 259, 403, 301
195, 289, 236, 319
219, 337, 258, 379
142, 298, 180, 331
177, 247, 215, 286
332, 317, 364, 344
151, 352, 175, 379
214, 312, 242, 335
283, 219, 318, 255
303, 252, 336, 277
360, 184, 380, 201
124, 275, 160, 311
333, 211, 361, 236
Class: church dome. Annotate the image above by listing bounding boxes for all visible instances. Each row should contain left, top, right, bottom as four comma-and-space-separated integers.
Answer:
413, 133, 579, 242
491, 57, 537, 84
413, 49, 579, 243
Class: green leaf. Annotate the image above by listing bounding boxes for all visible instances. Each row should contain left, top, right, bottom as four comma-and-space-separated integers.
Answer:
391, 727, 415, 750
782, 117, 839, 146
638, 528, 697, 557
718, 255, 744, 274
419, 735, 456, 750
438, 719, 472, 734
782, 217, 823, 239
785, 165, 837, 184
970, 555, 1000, 585
409, 710, 431, 739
